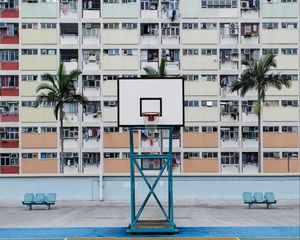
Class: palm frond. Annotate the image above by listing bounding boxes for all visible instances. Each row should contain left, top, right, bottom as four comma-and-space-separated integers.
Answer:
65, 94, 89, 106
36, 83, 58, 94
158, 59, 166, 77
143, 66, 158, 76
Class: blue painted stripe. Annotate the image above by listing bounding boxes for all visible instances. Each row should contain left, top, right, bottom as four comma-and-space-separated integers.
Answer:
0, 227, 299, 239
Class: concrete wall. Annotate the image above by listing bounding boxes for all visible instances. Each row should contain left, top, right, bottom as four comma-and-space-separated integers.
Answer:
20, 29, 57, 45
102, 30, 138, 45
185, 81, 219, 96
0, 175, 298, 201
21, 133, 57, 149
21, 159, 58, 174
182, 55, 218, 70
21, 3, 57, 18
103, 132, 139, 148
181, 30, 218, 44
183, 159, 219, 173
263, 133, 298, 148
183, 132, 218, 148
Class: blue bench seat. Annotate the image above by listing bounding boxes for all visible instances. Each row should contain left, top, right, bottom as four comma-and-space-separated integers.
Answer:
243, 192, 277, 209
22, 193, 56, 210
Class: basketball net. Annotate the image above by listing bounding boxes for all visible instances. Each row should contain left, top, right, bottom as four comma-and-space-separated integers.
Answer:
142, 112, 160, 147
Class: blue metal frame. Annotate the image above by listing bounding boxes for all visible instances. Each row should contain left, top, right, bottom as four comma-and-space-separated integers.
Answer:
127, 126, 178, 234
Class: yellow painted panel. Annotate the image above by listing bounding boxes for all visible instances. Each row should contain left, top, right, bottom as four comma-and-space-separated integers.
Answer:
20, 107, 57, 123
182, 30, 218, 44
185, 107, 218, 122
263, 106, 299, 122
20, 55, 57, 71
102, 81, 117, 96
182, 55, 218, 70
20, 29, 57, 45
276, 55, 298, 70
102, 29, 138, 45
102, 55, 139, 71
185, 81, 218, 96
20, 81, 41, 97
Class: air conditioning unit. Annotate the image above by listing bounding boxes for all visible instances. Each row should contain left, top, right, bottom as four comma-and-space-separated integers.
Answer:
230, 23, 238, 29
85, 23, 92, 29
0, 22, 7, 28
162, 23, 170, 28
108, 101, 116, 107
241, 1, 249, 9
206, 101, 213, 107
274, 153, 280, 158
230, 28, 238, 35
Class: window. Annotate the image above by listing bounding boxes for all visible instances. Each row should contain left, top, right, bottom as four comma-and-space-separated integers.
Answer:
63, 127, 78, 139
262, 48, 279, 55
22, 153, 38, 159
0, 154, 19, 166
104, 127, 119, 133
202, 152, 218, 158
200, 23, 217, 29
41, 153, 57, 159
221, 127, 239, 141
221, 152, 239, 164
103, 49, 120, 56
83, 153, 100, 165
63, 102, 78, 113
122, 49, 137, 56
83, 101, 101, 114
282, 126, 298, 132
202, 126, 218, 132
184, 126, 200, 132
281, 48, 297, 55
184, 100, 199, 107
0, 76, 19, 88
22, 101, 37, 107
281, 0, 297, 3
103, 101, 117, 107
184, 152, 200, 159
0, 127, 19, 140
262, 23, 279, 29
182, 23, 198, 29
104, 152, 120, 158
40, 23, 56, 29
264, 100, 279, 106
0, 50, 19, 62
103, 75, 118, 81
41, 49, 56, 55
201, 75, 217, 81
242, 126, 258, 139
83, 75, 100, 87
201, 49, 217, 55
21, 23, 38, 29
263, 152, 280, 158
22, 127, 38, 133
103, 0, 119, 3
121, 23, 137, 29
201, 100, 217, 107
83, 127, 100, 140
282, 100, 298, 107
41, 127, 57, 133
21, 49, 38, 55
242, 100, 257, 113
22, 75, 38, 81
281, 74, 298, 81
263, 126, 279, 132
42, 101, 56, 107
281, 22, 297, 29
183, 49, 199, 55
183, 75, 199, 81
282, 152, 298, 158
103, 23, 119, 29
201, 0, 237, 8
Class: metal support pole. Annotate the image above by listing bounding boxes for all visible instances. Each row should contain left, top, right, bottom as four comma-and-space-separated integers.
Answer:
168, 127, 174, 222
129, 128, 135, 225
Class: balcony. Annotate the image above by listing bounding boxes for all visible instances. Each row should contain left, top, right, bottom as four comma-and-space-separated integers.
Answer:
0, 128, 19, 148
103, 2, 138, 18
183, 132, 218, 148
220, 101, 239, 122
82, 128, 100, 149
82, 23, 100, 45
161, 1, 179, 21
161, 23, 180, 44
221, 153, 239, 173
0, 76, 19, 96
0, 5, 19, 18
21, 132, 57, 149
20, 29, 57, 45
103, 132, 138, 148
242, 152, 258, 173
220, 75, 238, 97
82, 0, 100, 18
82, 75, 100, 97
21, 1, 57, 18
60, 49, 78, 73
219, 23, 238, 45
182, 55, 218, 70
82, 50, 100, 71
60, 23, 78, 45
82, 101, 101, 123
140, 24, 159, 45
141, 0, 158, 18
241, 101, 258, 122
60, 0, 78, 18
242, 127, 258, 148
0, 102, 19, 122
0, 23, 18, 44
240, 0, 259, 18
182, 29, 218, 45
241, 23, 259, 44
220, 127, 239, 148
220, 49, 239, 70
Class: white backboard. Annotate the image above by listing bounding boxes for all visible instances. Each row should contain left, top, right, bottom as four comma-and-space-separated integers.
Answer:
118, 78, 184, 127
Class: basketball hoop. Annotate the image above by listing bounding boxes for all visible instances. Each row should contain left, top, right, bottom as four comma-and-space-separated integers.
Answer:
142, 112, 160, 146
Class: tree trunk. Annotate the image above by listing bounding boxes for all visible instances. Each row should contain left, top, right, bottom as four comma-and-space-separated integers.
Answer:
60, 116, 64, 174
258, 111, 261, 173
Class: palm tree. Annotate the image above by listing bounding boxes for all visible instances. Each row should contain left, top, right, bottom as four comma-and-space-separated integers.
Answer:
36, 62, 88, 173
230, 54, 290, 172
143, 59, 167, 77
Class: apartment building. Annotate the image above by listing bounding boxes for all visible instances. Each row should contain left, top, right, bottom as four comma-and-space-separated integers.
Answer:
0, 0, 299, 175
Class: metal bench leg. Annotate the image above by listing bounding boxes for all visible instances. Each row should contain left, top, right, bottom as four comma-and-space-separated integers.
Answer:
29, 205, 32, 210
248, 203, 251, 209
48, 205, 51, 210
267, 203, 270, 209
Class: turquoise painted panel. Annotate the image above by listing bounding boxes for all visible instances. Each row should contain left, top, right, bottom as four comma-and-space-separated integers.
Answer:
21, 3, 57, 18
261, 3, 298, 18
181, 0, 200, 18
102, 3, 139, 18
0, 175, 299, 201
